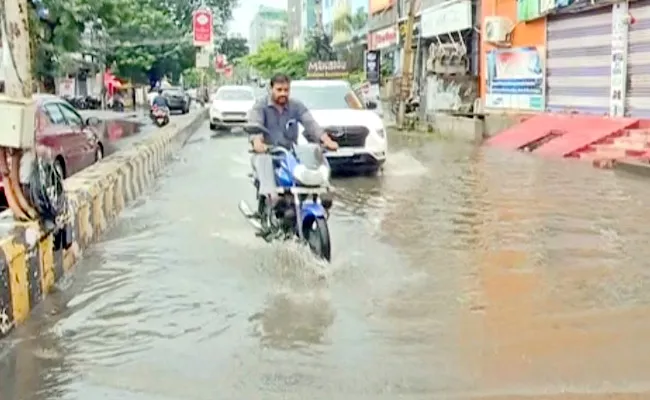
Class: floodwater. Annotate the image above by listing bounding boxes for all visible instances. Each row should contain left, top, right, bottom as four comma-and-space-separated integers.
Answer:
2, 124, 650, 399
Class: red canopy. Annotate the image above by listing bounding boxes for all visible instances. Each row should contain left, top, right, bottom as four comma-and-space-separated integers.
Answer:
104, 70, 123, 95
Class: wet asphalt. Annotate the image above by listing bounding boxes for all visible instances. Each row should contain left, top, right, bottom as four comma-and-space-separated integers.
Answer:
2, 123, 650, 399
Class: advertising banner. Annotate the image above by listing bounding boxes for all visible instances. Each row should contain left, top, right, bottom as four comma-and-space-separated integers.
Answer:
195, 47, 210, 68
485, 46, 545, 111
365, 50, 381, 85
368, 25, 398, 50
420, 0, 472, 38
307, 60, 349, 78
370, 0, 395, 14
192, 8, 213, 47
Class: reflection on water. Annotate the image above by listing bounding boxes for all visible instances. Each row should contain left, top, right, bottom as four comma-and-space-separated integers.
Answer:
4, 129, 650, 398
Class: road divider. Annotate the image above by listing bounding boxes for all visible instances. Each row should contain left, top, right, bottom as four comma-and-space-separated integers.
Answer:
0, 109, 207, 338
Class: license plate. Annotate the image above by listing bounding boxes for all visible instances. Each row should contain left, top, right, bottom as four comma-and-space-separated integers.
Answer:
327, 148, 355, 157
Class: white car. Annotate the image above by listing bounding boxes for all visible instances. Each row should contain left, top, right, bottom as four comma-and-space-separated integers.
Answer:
292, 80, 387, 174
209, 85, 256, 131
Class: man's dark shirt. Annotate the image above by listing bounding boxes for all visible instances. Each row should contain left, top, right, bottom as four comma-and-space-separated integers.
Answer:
247, 95, 324, 148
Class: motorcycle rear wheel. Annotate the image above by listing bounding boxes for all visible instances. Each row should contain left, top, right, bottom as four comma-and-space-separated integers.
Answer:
303, 216, 331, 262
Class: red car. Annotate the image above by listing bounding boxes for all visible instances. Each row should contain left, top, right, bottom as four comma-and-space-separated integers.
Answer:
0, 94, 105, 202
33, 94, 105, 178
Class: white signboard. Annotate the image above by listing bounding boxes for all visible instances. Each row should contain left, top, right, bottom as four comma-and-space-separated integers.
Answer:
421, 0, 472, 38
196, 47, 210, 68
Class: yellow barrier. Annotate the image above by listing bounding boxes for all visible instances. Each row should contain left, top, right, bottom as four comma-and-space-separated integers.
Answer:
0, 109, 207, 338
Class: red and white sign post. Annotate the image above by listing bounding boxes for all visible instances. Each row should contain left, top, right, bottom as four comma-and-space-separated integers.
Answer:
192, 8, 213, 47
214, 54, 227, 73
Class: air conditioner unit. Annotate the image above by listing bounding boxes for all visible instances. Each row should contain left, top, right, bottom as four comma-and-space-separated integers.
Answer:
483, 17, 513, 44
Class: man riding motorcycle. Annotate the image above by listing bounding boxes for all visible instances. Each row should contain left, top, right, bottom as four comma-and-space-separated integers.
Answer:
247, 73, 338, 232
151, 88, 169, 109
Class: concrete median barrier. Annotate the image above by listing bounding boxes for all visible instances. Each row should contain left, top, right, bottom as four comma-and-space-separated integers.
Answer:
0, 109, 207, 338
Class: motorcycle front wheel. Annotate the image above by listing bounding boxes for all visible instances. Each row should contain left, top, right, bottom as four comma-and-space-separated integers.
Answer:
303, 216, 331, 262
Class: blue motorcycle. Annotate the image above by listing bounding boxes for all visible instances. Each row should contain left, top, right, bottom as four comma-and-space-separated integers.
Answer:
238, 124, 333, 261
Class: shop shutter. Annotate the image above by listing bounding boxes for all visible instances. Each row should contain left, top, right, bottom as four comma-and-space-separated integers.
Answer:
627, 1, 650, 117
547, 7, 612, 114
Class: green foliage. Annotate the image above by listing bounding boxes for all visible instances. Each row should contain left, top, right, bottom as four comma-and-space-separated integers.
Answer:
245, 41, 307, 79
27, 0, 236, 84
304, 31, 336, 61
220, 36, 249, 62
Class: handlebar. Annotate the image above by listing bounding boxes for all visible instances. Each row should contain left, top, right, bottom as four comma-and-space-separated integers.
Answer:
248, 146, 291, 155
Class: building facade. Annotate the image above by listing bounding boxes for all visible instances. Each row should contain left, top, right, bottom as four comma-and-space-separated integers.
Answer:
479, 0, 649, 118
288, 0, 303, 50
367, 0, 399, 74
322, 0, 336, 37
248, 6, 288, 53
418, 0, 480, 114
301, 0, 320, 47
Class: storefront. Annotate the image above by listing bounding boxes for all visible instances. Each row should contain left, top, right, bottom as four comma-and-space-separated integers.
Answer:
420, 0, 476, 112
546, 7, 612, 114
368, 25, 399, 74
420, 0, 473, 72
626, 1, 650, 117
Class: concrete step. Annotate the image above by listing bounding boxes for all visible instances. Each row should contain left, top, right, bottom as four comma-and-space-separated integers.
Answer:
611, 136, 650, 150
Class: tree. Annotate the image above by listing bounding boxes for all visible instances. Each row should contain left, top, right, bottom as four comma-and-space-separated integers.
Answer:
304, 31, 336, 61
27, 0, 237, 86
245, 41, 307, 79
220, 36, 249, 62
104, 0, 237, 84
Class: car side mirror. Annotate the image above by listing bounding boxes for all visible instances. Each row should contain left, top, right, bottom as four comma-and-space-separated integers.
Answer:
85, 116, 100, 126
366, 101, 377, 110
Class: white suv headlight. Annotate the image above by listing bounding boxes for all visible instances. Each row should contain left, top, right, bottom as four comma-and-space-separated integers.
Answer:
376, 128, 386, 138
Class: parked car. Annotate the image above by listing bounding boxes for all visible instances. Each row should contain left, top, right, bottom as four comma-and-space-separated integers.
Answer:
33, 94, 105, 178
209, 85, 256, 131
162, 86, 191, 114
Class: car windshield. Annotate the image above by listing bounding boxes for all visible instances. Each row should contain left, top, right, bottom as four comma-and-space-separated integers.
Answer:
215, 89, 254, 101
163, 89, 182, 96
290, 83, 364, 110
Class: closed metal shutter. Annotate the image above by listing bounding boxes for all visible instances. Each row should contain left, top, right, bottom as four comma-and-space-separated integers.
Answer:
627, 1, 650, 117
547, 7, 612, 114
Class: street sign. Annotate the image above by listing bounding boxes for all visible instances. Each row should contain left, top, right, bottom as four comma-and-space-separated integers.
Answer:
214, 54, 227, 72
196, 47, 210, 68
192, 9, 213, 47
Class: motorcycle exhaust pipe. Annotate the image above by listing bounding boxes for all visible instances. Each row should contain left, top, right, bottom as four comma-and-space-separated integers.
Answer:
238, 200, 262, 231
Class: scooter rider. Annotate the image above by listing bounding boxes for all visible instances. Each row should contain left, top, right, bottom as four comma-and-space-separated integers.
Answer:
248, 73, 338, 221
151, 88, 169, 109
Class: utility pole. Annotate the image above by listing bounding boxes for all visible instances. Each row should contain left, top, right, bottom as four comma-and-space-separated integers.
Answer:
397, 0, 417, 129
0, 0, 39, 220
2, 0, 33, 99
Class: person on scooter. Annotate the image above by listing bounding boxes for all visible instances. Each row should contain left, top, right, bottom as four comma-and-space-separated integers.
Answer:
248, 73, 338, 227
151, 88, 169, 109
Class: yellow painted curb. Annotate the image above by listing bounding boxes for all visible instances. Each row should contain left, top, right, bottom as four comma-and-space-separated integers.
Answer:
0, 109, 208, 338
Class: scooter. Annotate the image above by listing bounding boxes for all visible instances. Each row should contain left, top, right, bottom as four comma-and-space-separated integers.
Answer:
238, 124, 333, 261
150, 105, 170, 127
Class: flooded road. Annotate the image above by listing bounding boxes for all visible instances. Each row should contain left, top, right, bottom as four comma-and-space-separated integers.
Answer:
3, 124, 650, 399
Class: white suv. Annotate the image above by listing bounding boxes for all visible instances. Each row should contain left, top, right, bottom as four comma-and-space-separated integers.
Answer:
209, 85, 256, 131
293, 80, 387, 174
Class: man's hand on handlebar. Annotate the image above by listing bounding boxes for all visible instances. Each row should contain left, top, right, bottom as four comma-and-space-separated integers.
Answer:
320, 134, 339, 151
251, 136, 267, 153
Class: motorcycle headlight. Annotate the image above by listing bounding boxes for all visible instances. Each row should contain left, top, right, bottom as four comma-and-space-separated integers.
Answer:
293, 164, 329, 186
376, 128, 386, 138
